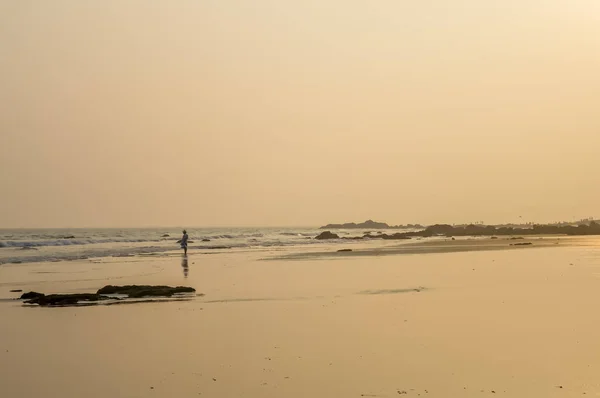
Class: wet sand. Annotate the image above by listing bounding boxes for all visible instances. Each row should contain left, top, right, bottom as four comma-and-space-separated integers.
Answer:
272, 236, 571, 260
2, 238, 600, 397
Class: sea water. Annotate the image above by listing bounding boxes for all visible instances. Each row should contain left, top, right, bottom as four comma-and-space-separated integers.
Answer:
0, 227, 410, 265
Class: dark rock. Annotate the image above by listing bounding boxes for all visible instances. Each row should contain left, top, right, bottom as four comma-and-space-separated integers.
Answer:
320, 220, 600, 240
337, 249, 353, 252
60, 235, 76, 239
343, 232, 412, 241
161, 234, 170, 237
315, 231, 340, 240
202, 239, 211, 242
510, 242, 532, 246
9, 289, 23, 293
395, 221, 600, 239
23, 293, 113, 306
20, 291, 45, 300
490, 236, 498, 239
97, 285, 196, 298
21, 285, 197, 306
424, 224, 456, 236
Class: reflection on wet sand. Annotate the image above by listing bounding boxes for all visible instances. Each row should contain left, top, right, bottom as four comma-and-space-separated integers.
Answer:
182, 254, 189, 278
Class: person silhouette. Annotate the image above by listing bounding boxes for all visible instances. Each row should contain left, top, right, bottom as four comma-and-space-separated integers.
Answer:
178, 229, 189, 255
181, 254, 189, 278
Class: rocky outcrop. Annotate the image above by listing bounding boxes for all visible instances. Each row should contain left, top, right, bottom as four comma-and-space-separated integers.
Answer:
423, 224, 456, 236
20, 291, 45, 300
21, 285, 197, 306
96, 285, 196, 298
320, 220, 600, 237
315, 231, 340, 240
403, 221, 600, 238
316, 221, 600, 241
314, 232, 412, 241
21, 292, 112, 306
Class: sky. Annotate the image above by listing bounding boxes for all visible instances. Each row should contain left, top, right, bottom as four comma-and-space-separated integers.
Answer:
1, 1, 599, 228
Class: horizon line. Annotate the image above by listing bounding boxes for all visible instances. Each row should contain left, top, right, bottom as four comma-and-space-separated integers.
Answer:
1, 219, 597, 230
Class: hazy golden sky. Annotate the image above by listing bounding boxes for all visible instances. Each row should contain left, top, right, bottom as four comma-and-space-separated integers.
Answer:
1, 1, 599, 228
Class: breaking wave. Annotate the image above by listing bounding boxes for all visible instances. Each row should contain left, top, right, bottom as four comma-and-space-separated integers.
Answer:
0, 227, 337, 265
0, 238, 161, 248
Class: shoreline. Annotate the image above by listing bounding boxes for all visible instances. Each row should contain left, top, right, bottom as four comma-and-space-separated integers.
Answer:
268, 235, 589, 260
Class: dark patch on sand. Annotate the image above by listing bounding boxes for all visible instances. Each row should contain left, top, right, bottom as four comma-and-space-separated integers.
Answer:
203, 295, 310, 304
359, 287, 425, 295
203, 297, 277, 304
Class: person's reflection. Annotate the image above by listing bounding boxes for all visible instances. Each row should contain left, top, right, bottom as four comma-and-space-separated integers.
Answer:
181, 254, 189, 278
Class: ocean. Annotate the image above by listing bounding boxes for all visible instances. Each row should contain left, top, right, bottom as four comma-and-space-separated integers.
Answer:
0, 227, 405, 265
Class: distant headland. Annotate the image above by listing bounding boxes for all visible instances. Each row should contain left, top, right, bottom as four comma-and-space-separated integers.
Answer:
316, 219, 600, 240
319, 220, 424, 230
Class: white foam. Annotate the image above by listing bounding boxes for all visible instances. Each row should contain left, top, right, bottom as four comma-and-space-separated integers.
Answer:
0, 227, 336, 265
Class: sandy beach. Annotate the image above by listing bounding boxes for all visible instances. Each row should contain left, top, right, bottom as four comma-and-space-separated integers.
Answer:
2, 237, 600, 397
